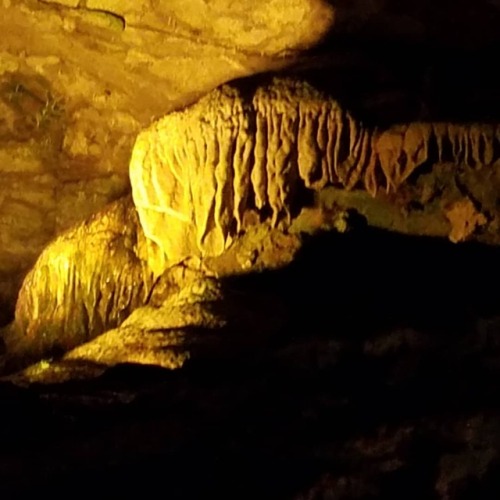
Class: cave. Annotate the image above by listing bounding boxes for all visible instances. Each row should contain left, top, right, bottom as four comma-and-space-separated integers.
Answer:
2, 1, 500, 498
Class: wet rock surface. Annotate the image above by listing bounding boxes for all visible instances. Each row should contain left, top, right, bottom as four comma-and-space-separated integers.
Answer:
1, 228, 500, 499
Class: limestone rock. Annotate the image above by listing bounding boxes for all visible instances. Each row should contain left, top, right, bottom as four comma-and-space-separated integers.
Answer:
3, 0, 500, 316
3, 270, 289, 384
1, 196, 155, 370
445, 198, 488, 243
130, 75, 500, 269
0, 0, 334, 316
130, 77, 367, 267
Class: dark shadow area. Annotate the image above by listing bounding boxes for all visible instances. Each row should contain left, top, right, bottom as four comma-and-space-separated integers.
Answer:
283, 39, 500, 126
225, 226, 500, 333
1, 228, 500, 498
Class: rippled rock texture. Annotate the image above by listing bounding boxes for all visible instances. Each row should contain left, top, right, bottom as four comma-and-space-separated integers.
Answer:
0, 0, 334, 317
1, 196, 155, 370
131, 75, 500, 275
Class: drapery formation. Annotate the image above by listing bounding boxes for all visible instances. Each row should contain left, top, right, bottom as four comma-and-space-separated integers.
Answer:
130, 77, 500, 263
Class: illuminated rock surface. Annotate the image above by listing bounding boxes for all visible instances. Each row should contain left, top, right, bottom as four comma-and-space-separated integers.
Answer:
0, 0, 334, 315
132, 75, 500, 272
5, 270, 288, 384
1, 196, 155, 370
130, 77, 362, 266
0, 194, 303, 371
3, 0, 500, 311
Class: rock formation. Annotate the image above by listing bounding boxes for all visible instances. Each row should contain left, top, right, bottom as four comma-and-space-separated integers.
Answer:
6, 66, 500, 370
0, 0, 334, 320
1, 196, 155, 369
131, 75, 500, 269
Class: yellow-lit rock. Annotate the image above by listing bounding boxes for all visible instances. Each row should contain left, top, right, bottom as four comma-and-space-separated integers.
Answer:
131, 76, 500, 269
2, 269, 289, 385
0, 0, 334, 313
130, 77, 361, 269
1, 196, 155, 369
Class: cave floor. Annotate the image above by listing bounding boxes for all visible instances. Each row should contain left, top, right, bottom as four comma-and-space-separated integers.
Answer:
1, 229, 500, 499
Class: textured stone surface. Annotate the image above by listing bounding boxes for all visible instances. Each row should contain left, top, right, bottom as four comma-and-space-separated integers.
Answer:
7, 10, 500, 372
129, 76, 377, 266
0, 197, 305, 370
131, 75, 500, 270
0, 0, 334, 315
1, 196, 155, 370
5, 270, 289, 384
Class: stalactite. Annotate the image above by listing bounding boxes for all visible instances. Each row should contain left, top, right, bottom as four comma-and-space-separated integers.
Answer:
403, 123, 431, 180
374, 126, 405, 192
130, 76, 500, 264
251, 111, 269, 211
196, 119, 218, 251
232, 110, 254, 232
346, 127, 371, 190
316, 105, 331, 190
433, 123, 446, 162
